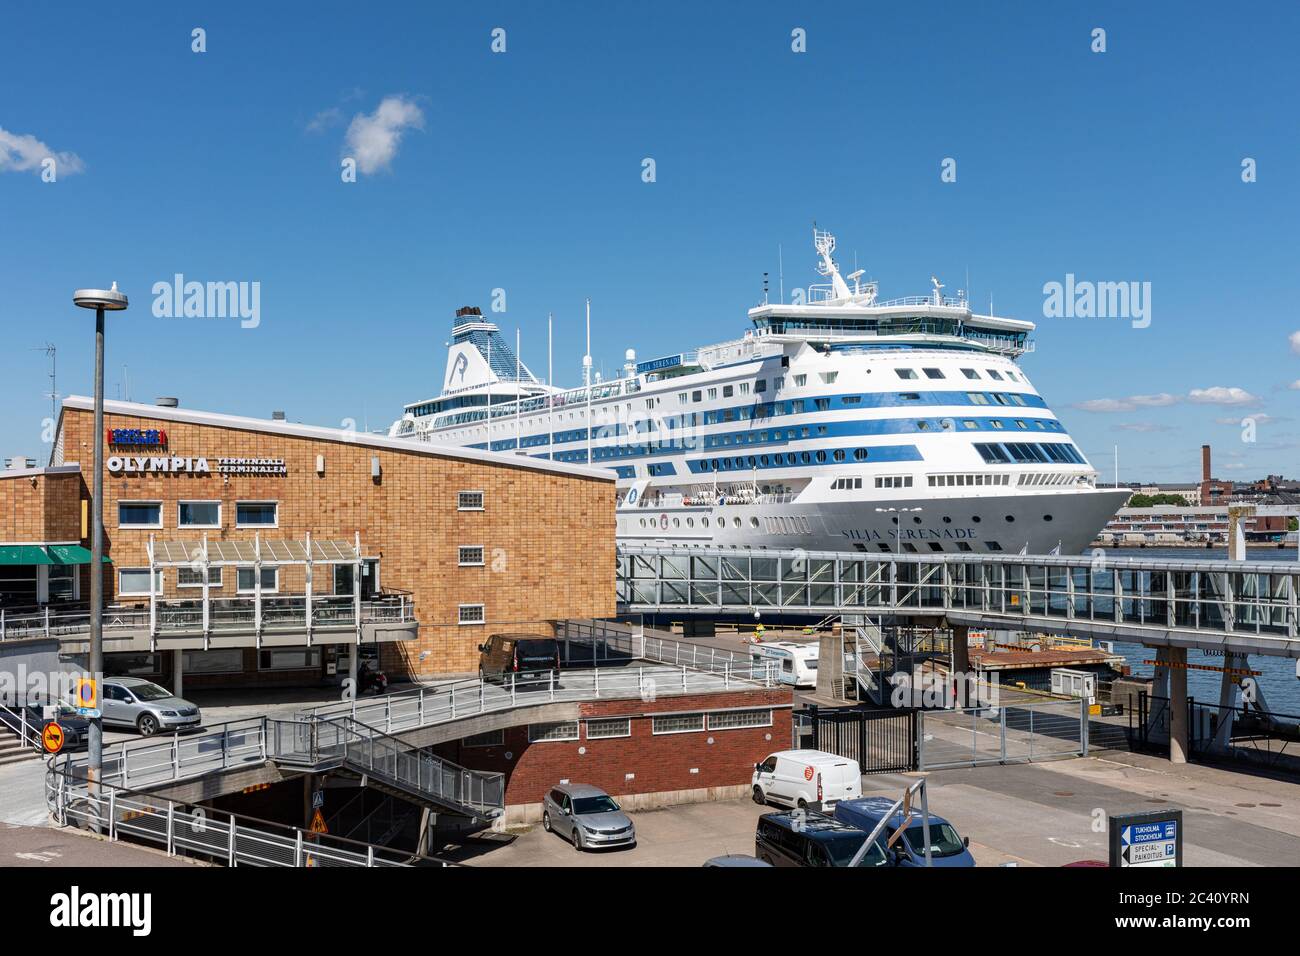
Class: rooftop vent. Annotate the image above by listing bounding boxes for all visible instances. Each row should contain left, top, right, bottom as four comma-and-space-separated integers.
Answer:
155, 397, 179, 408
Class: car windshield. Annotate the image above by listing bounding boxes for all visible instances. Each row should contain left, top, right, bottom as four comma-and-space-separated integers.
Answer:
823, 834, 887, 867
127, 682, 174, 702
900, 822, 966, 858
572, 795, 620, 815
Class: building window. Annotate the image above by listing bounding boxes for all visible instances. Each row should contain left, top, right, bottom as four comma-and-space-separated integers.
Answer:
177, 566, 223, 589
463, 730, 504, 747
652, 713, 705, 735
235, 501, 278, 528
528, 721, 579, 742
118, 568, 163, 596
236, 566, 278, 593
181, 648, 243, 675
118, 501, 162, 529
178, 500, 221, 528
458, 603, 485, 625
707, 709, 773, 730
259, 648, 321, 671
458, 546, 485, 566
585, 717, 631, 739
457, 490, 485, 511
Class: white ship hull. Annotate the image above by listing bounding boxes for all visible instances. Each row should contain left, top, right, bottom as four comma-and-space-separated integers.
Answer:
619, 487, 1129, 555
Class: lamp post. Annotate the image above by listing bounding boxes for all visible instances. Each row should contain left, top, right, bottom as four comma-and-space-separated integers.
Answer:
73, 282, 128, 789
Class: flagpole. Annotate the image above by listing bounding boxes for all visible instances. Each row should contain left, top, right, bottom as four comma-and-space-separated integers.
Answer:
547, 312, 554, 460
584, 298, 592, 466
515, 327, 522, 452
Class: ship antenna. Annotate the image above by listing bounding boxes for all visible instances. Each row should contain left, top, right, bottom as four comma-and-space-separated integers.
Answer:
778, 243, 784, 304
813, 224, 851, 300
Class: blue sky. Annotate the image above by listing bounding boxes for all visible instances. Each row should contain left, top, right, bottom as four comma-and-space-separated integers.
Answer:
2, 0, 1297, 481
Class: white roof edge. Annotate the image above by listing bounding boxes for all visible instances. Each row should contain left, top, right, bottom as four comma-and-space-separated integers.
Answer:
0, 465, 81, 480
62, 397, 616, 482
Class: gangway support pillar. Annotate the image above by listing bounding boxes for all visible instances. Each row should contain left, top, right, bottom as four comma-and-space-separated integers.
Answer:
950, 624, 970, 707
1169, 646, 1189, 764
1212, 651, 1247, 750
1146, 646, 1171, 745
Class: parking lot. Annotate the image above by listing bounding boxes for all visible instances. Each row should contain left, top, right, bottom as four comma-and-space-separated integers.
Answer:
445, 748, 1300, 868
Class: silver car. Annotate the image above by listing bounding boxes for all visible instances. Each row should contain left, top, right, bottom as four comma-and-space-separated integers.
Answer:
542, 784, 636, 851
101, 678, 202, 736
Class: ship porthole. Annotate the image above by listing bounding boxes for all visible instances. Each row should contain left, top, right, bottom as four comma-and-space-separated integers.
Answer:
1044, 514, 1053, 521
912, 516, 922, 524
1005, 515, 1015, 522
750, 517, 760, 529
942, 516, 952, 524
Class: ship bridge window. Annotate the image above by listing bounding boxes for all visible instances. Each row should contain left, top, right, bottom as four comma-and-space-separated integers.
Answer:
987, 370, 1004, 380
967, 393, 989, 405
992, 393, 1010, 406
962, 420, 978, 429
1005, 371, 1019, 381
899, 393, 921, 402
820, 371, 838, 384
922, 368, 945, 379
793, 375, 807, 386
961, 369, 980, 380
895, 368, 918, 380
755, 379, 767, 393
723, 385, 734, 397
831, 477, 863, 490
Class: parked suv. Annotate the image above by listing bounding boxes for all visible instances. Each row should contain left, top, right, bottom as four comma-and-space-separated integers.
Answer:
541, 783, 636, 851
477, 634, 561, 686
833, 797, 975, 867
755, 810, 891, 867
101, 678, 202, 736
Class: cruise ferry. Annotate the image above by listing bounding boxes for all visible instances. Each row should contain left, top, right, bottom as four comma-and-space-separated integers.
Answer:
390, 230, 1128, 554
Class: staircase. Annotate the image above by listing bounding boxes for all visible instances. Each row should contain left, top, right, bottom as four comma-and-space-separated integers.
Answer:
0, 707, 40, 766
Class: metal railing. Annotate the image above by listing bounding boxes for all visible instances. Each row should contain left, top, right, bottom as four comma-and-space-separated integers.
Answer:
65, 712, 502, 816
278, 715, 505, 812
298, 625, 777, 736
0, 593, 414, 642
0, 703, 41, 751
44, 765, 430, 867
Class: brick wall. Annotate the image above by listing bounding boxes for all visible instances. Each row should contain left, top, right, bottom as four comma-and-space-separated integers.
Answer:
0, 470, 83, 542
436, 688, 793, 806
58, 405, 617, 678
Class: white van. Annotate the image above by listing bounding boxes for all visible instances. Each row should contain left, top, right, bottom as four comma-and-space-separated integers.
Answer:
751, 749, 863, 810
751, 641, 819, 688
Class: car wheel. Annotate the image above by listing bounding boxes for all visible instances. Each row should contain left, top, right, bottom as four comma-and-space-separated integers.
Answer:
572, 829, 583, 852
137, 714, 159, 737
752, 786, 766, 805
796, 798, 808, 810
542, 812, 552, 833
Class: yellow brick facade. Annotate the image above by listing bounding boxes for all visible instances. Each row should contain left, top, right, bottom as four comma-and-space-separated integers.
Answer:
57, 403, 616, 677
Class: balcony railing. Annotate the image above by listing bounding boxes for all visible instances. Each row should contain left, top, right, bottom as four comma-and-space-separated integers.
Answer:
0, 592, 415, 643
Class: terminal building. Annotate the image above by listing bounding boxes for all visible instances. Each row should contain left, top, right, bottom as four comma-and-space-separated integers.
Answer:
2, 395, 616, 690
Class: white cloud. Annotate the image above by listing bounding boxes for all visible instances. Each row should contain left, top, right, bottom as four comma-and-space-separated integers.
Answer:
1074, 393, 1178, 413
1290, 330, 1300, 354
0, 126, 84, 176
1289, 380, 1300, 391
1187, 386, 1259, 406
344, 95, 424, 173
1112, 422, 1176, 433
305, 107, 343, 134
1215, 413, 1282, 425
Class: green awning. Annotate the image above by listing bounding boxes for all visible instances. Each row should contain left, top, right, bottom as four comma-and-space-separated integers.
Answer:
45, 545, 110, 565
0, 545, 54, 565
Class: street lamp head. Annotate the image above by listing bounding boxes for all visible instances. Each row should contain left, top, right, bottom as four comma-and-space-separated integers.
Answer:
73, 282, 129, 311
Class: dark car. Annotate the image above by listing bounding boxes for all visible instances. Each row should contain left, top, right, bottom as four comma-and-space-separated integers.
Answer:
14, 701, 90, 753
833, 797, 975, 867
755, 810, 892, 868
477, 633, 561, 686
